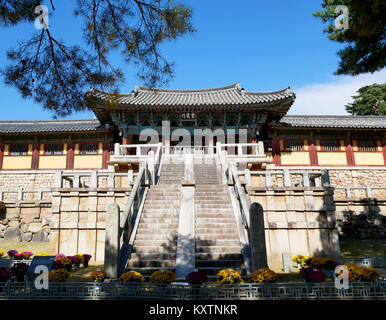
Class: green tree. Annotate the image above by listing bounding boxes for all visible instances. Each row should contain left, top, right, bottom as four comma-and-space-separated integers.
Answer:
313, 0, 386, 75
0, 0, 194, 117
345, 83, 386, 115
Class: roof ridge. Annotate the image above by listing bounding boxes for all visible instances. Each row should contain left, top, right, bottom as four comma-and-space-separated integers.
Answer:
0, 118, 99, 124
134, 82, 241, 94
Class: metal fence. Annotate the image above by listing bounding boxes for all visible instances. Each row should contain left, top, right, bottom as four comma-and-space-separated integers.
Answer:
0, 281, 385, 300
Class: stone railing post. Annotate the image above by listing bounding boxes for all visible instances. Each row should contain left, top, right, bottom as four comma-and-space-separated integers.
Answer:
104, 203, 120, 279
244, 169, 251, 187
265, 172, 272, 188
321, 169, 331, 187
303, 172, 310, 187
54, 170, 63, 188
366, 186, 372, 198
128, 170, 134, 186
91, 171, 98, 188
148, 150, 155, 185
257, 141, 264, 156
283, 169, 291, 187
249, 202, 268, 271
114, 143, 120, 156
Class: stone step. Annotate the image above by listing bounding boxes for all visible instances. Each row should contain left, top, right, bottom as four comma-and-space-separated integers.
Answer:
195, 204, 232, 209
136, 228, 178, 239
135, 234, 177, 241
195, 234, 239, 240
140, 218, 179, 224
130, 253, 176, 260
134, 240, 177, 246
195, 253, 243, 260
196, 218, 236, 224
128, 259, 176, 268
142, 205, 179, 209
132, 246, 177, 253
195, 228, 238, 234
137, 223, 179, 229
142, 209, 180, 214
196, 239, 240, 246
195, 246, 243, 254
195, 223, 236, 228
195, 214, 234, 219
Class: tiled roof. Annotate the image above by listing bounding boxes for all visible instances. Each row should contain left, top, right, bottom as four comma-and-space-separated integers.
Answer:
0, 119, 105, 134
86, 83, 296, 123
88, 83, 295, 107
275, 115, 386, 129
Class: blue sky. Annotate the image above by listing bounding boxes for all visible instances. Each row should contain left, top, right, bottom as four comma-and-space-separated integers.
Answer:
0, 0, 384, 120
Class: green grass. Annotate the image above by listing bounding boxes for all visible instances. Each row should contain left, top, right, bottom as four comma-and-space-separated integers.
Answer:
339, 239, 386, 259
69, 264, 104, 282
0, 241, 56, 255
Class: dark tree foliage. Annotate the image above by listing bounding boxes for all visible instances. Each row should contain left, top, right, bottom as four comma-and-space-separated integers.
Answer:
345, 83, 386, 115
313, 0, 386, 75
0, 0, 195, 117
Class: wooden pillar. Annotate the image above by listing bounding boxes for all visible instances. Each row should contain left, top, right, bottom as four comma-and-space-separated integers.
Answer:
382, 137, 386, 166
345, 133, 355, 166
0, 137, 4, 170
103, 142, 110, 169
31, 136, 40, 170
308, 132, 318, 166
66, 134, 75, 170
272, 137, 281, 166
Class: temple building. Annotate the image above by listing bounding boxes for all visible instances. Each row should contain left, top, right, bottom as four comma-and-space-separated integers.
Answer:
0, 83, 385, 277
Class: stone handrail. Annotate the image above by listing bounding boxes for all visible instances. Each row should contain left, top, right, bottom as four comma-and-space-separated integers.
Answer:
334, 186, 386, 199
239, 169, 331, 188
217, 142, 265, 156
114, 143, 162, 158
105, 151, 158, 278
54, 171, 138, 189
0, 189, 52, 201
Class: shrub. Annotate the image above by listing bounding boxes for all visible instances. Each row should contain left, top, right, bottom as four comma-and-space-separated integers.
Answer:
72, 254, 85, 264
310, 257, 339, 270
186, 271, 208, 285
251, 268, 278, 283
49, 269, 71, 282
0, 267, 11, 282
7, 249, 18, 258
300, 268, 326, 283
149, 270, 176, 284
216, 269, 244, 285
91, 269, 106, 282
119, 271, 145, 283
0, 250, 5, 258
20, 251, 33, 259
292, 255, 311, 268
56, 257, 72, 271
344, 263, 380, 282
55, 253, 66, 259
91, 269, 106, 283
10, 263, 29, 281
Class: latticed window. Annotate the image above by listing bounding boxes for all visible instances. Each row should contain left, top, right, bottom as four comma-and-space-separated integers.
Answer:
80, 143, 98, 154
358, 140, 376, 151
10, 144, 28, 155
321, 140, 339, 151
285, 140, 302, 151
263, 140, 273, 152
45, 143, 63, 155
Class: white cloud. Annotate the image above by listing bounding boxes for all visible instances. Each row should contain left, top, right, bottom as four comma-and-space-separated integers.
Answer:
289, 69, 386, 115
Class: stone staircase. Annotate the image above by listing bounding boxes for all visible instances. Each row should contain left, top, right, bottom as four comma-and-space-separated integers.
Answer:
126, 156, 246, 278
195, 184, 246, 277
127, 184, 181, 275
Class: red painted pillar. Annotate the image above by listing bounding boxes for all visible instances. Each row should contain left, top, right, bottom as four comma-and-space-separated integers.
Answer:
67, 142, 75, 169
272, 138, 281, 166
103, 142, 110, 169
31, 137, 40, 170
345, 136, 355, 166
0, 142, 4, 171
309, 138, 318, 166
